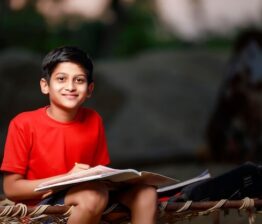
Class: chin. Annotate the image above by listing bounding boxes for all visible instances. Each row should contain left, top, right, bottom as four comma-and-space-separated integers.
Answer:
60, 104, 80, 111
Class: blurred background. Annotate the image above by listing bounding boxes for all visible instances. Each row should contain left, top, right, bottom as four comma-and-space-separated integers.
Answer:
1, 0, 262, 186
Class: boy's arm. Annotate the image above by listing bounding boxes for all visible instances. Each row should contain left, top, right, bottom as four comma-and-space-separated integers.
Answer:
3, 173, 49, 201
3, 163, 90, 202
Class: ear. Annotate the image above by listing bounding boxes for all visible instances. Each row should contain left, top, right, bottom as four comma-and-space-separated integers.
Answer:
40, 78, 49, 95
87, 82, 94, 98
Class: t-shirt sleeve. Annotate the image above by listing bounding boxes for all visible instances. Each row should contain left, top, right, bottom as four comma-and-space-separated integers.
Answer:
93, 117, 110, 166
1, 118, 31, 175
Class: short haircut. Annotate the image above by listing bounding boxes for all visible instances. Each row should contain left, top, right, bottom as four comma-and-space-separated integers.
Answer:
41, 46, 93, 83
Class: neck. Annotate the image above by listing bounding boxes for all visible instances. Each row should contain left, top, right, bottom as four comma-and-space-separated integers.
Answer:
46, 106, 79, 122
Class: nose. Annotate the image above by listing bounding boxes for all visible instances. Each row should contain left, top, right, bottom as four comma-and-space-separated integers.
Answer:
65, 80, 76, 91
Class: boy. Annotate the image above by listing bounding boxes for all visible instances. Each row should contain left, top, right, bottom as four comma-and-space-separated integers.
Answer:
1, 46, 157, 224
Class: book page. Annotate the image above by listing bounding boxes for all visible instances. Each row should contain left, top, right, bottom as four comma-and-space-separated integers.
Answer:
157, 170, 211, 193
125, 171, 179, 188
37, 165, 118, 188
35, 167, 180, 192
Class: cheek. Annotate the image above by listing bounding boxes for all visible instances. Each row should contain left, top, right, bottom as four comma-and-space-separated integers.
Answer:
50, 83, 63, 92
77, 88, 89, 99
79, 85, 88, 94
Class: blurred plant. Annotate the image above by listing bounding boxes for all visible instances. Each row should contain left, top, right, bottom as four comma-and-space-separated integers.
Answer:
0, 0, 183, 57
0, 1, 48, 51
0, 0, 239, 58
109, 1, 158, 56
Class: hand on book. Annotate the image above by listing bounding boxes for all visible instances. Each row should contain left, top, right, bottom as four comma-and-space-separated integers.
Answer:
69, 163, 90, 174
41, 163, 90, 198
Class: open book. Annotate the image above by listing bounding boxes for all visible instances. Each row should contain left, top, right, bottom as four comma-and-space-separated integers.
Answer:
34, 165, 210, 193
156, 170, 211, 193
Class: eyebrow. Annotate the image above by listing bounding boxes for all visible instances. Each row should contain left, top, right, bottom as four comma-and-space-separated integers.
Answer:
54, 72, 87, 76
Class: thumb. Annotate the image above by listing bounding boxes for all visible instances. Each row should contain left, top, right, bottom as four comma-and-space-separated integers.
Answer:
75, 163, 90, 169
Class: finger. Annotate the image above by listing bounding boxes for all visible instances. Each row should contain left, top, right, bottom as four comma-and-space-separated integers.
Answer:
42, 190, 53, 199
75, 163, 90, 169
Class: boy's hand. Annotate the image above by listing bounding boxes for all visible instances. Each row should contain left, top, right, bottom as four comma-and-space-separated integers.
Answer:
41, 190, 54, 199
69, 163, 90, 174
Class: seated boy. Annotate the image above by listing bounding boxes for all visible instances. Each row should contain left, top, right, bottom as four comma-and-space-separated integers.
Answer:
0, 46, 157, 224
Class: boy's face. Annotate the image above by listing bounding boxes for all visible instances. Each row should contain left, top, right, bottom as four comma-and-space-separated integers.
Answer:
40, 62, 94, 112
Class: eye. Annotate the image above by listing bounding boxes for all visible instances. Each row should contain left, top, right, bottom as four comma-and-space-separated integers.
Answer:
74, 76, 87, 84
56, 76, 66, 82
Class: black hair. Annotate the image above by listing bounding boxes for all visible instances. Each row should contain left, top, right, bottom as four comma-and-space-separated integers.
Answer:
41, 46, 93, 83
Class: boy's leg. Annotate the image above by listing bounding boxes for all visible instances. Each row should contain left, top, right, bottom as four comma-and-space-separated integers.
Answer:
64, 182, 109, 224
117, 184, 157, 224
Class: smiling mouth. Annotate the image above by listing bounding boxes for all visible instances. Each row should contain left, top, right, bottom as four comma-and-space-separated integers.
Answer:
63, 94, 78, 99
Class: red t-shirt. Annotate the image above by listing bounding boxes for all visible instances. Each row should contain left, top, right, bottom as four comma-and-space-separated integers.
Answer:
1, 106, 110, 182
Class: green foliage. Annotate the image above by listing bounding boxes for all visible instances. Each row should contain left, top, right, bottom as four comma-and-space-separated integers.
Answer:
42, 22, 106, 57
0, 1, 162, 57
0, 0, 235, 58
113, 1, 158, 56
0, 3, 48, 51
